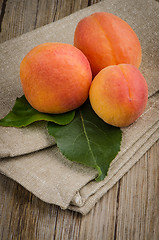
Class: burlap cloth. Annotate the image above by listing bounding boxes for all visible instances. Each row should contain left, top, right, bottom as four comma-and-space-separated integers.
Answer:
0, 0, 158, 215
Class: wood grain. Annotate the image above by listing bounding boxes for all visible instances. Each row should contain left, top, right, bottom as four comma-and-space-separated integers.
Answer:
116, 142, 159, 240
0, 0, 101, 43
0, 0, 159, 239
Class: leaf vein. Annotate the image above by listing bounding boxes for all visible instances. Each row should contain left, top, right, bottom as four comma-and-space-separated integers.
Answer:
82, 119, 110, 136
80, 111, 97, 164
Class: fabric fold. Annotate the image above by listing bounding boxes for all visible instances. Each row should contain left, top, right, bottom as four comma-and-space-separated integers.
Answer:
70, 129, 159, 214
0, 94, 158, 213
71, 119, 159, 209
0, 122, 56, 158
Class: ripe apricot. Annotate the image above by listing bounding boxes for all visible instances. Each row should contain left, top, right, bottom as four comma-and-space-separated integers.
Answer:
89, 64, 148, 127
20, 43, 92, 114
74, 12, 142, 76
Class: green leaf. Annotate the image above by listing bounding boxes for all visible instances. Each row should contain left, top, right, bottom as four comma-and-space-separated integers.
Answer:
0, 95, 75, 127
48, 101, 122, 181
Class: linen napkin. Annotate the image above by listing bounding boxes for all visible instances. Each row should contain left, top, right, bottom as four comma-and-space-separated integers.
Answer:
0, 0, 159, 214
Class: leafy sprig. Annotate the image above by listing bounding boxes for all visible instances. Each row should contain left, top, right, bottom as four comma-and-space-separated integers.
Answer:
0, 96, 122, 181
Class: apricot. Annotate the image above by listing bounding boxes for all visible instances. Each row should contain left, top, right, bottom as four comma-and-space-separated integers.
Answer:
89, 64, 148, 127
20, 42, 92, 114
74, 12, 142, 76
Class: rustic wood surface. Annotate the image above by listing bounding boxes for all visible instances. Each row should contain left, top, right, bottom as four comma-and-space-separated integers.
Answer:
0, 0, 159, 239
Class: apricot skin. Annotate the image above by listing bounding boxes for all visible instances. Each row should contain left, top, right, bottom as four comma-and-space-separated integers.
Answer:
74, 12, 142, 76
20, 43, 92, 114
89, 64, 148, 127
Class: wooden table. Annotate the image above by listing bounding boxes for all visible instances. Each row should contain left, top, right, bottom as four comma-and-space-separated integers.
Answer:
0, 1, 158, 239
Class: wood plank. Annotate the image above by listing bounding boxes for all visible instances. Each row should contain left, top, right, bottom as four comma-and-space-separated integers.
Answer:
145, 140, 159, 240
0, 175, 59, 239
0, 143, 158, 239
78, 183, 119, 240
0, 0, 6, 30
53, 209, 82, 240
33, 0, 101, 28
0, 0, 102, 43
0, 0, 39, 43
0, 174, 119, 240
116, 140, 159, 240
